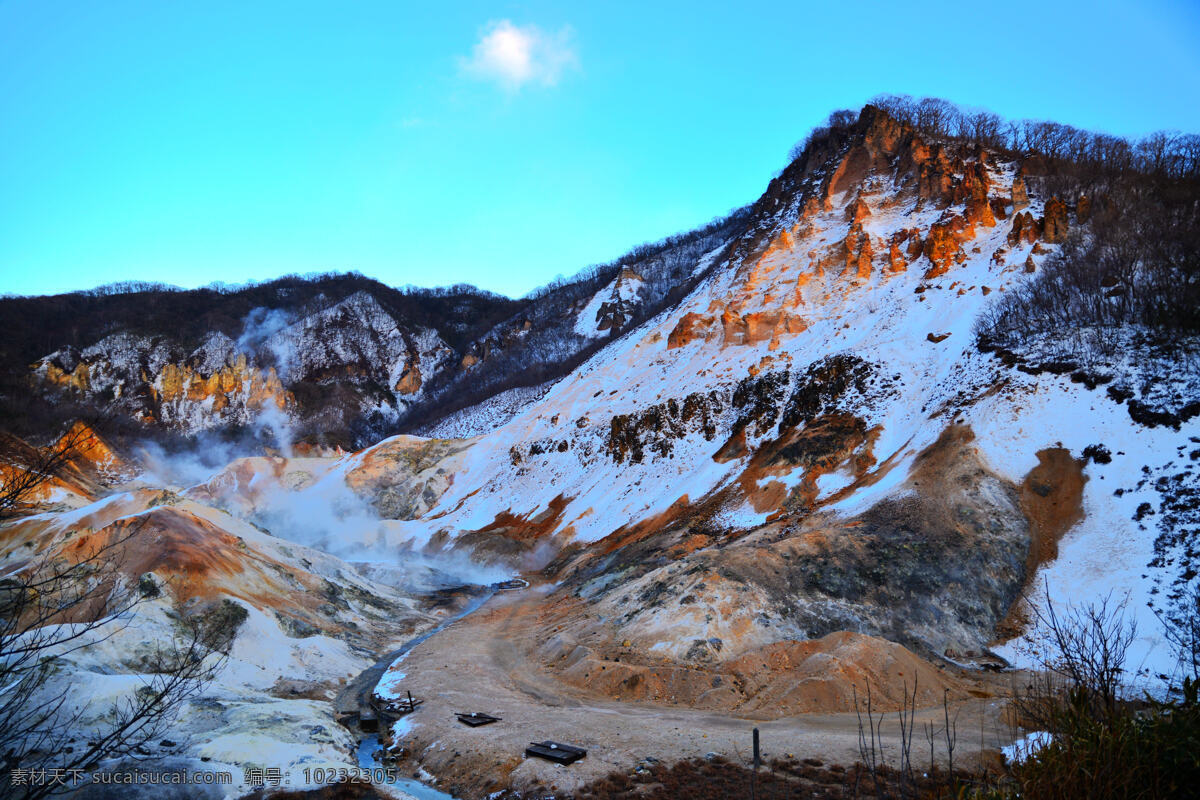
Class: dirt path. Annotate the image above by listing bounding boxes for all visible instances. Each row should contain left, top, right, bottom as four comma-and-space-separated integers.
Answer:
365, 587, 1018, 800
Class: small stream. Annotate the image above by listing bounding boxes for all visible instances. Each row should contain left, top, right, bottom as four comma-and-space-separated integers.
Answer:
356, 735, 459, 800
348, 582, 517, 800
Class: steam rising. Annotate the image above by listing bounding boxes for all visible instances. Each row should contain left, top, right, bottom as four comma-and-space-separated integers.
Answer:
131, 303, 508, 589
135, 424, 507, 591
236, 307, 297, 380
249, 469, 510, 588
255, 405, 294, 458
135, 406, 296, 486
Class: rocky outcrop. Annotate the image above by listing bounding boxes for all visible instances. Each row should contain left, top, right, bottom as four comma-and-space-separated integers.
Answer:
887, 236, 908, 273
953, 160, 991, 206
1008, 211, 1041, 246
915, 144, 957, 205
40, 357, 91, 392
843, 223, 875, 279
667, 307, 807, 351
460, 318, 533, 367
1076, 195, 1091, 223
606, 391, 724, 464
594, 268, 645, 332
394, 364, 422, 394
1011, 175, 1030, 211
35, 338, 295, 427
723, 309, 807, 347
1041, 196, 1070, 243
965, 195, 996, 229
904, 228, 923, 260
28, 293, 456, 440
923, 214, 970, 278
667, 312, 713, 349
845, 196, 871, 224
157, 356, 291, 416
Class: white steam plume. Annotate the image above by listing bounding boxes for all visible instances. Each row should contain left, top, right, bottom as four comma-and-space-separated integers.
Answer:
236, 307, 297, 381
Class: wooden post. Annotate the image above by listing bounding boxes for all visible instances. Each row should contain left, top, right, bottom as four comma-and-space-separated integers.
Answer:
751, 727, 760, 800
407, 690, 414, 711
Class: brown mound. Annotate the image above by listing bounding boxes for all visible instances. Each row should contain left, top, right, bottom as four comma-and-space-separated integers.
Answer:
52, 507, 341, 635
726, 633, 963, 713
56, 421, 126, 474
553, 630, 965, 718
343, 435, 468, 519
0, 422, 128, 509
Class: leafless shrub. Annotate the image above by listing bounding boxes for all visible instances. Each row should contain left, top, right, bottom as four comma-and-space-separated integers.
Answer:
1157, 582, 1200, 684
0, 422, 92, 520
1011, 587, 1137, 735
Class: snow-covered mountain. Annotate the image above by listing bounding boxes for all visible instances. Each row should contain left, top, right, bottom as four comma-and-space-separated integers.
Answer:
21, 101, 1190, 678
3, 100, 1198, 796
331, 104, 1199, 684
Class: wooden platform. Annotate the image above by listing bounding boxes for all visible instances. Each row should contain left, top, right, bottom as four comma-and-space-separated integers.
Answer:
382, 697, 422, 713
374, 690, 423, 716
494, 578, 529, 591
455, 711, 501, 727
526, 741, 587, 764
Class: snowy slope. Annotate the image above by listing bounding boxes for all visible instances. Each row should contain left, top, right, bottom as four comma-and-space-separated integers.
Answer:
328, 108, 1197, 680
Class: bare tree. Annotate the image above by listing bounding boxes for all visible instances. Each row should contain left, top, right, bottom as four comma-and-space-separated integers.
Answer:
0, 425, 229, 800
0, 423, 92, 521
1157, 583, 1200, 684
915, 97, 957, 138
1013, 587, 1137, 732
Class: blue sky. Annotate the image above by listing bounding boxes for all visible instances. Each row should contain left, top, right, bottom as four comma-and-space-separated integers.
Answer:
2, 0, 1198, 299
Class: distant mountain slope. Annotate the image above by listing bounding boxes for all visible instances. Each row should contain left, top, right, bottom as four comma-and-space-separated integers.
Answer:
0, 207, 748, 447
0, 274, 519, 444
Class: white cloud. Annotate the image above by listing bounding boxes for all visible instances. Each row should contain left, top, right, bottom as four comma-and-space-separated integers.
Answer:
460, 20, 578, 91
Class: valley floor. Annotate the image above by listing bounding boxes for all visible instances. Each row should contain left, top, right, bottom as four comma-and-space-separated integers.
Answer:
359, 587, 1018, 800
